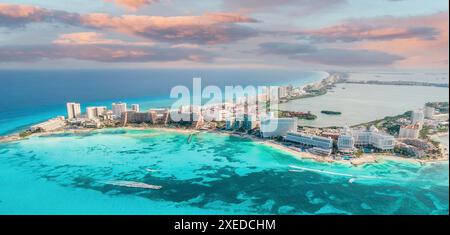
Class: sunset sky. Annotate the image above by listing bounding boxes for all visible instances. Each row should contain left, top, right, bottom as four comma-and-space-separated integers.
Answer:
0, 0, 448, 70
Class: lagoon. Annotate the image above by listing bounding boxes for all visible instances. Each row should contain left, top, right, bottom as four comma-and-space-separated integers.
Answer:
280, 83, 449, 127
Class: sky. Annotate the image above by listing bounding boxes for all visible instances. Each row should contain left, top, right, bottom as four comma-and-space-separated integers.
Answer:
0, 0, 448, 70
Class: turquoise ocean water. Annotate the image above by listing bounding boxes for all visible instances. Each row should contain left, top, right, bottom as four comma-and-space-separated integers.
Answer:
0, 129, 448, 215
0, 69, 448, 214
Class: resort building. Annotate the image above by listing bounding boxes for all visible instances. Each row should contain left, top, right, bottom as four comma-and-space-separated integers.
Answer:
112, 102, 127, 118
131, 104, 140, 112
149, 109, 170, 124
86, 106, 107, 120
122, 111, 152, 124
31, 116, 65, 132
278, 86, 288, 99
411, 110, 425, 126
337, 135, 355, 153
260, 117, 297, 138
352, 126, 395, 151
226, 117, 236, 130
84, 119, 101, 128
285, 132, 333, 155
243, 114, 258, 130
398, 124, 421, 139
66, 102, 81, 120
424, 106, 435, 119
432, 113, 449, 121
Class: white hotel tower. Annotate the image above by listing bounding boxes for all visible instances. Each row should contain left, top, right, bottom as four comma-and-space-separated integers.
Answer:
112, 102, 127, 118
66, 102, 81, 120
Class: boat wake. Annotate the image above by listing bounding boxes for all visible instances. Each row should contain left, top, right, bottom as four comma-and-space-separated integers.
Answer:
146, 168, 160, 172
288, 165, 380, 180
102, 180, 162, 190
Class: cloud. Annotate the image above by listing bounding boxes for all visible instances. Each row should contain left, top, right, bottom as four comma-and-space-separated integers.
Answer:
259, 42, 317, 54
0, 3, 80, 28
80, 12, 259, 44
222, 0, 346, 14
351, 12, 449, 69
104, 0, 158, 10
258, 42, 404, 66
291, 48, 404, 66
0, 33, 214, 63
298, 14, 441, 43
0, 3, 259, 44
53, 32, 155, 46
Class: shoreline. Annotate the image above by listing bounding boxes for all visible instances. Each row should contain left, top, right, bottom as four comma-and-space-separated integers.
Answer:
1, 71, 448, 167
205, 129, 448, 166
1, 125, 448, 167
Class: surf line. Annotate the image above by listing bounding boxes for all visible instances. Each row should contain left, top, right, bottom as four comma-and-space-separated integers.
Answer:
288, 165, 381, 180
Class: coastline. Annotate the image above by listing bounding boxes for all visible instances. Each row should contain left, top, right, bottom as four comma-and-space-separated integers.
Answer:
1, 71, 448, 167
205, 128, 447, 167
1, 125, 448, 167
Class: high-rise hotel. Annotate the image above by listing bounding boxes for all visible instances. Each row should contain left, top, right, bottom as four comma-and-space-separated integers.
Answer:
112, 103, 127, 118
66, 102, 81, 120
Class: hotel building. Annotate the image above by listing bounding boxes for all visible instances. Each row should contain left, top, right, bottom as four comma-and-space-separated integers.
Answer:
398, 124, 420, 139
86, 106, 107, 120
226, 116, 236, 130
424, 106, 435, 119
352, 126, 395, 151
131, 104, 140, 112
112, 102, 127, 118
31, 116, 65, 132
337, 126, 355, 152
411, 110, 425, 126
122, 111, 152, 123
285, 132, 333, 155
66, 102, 81, 120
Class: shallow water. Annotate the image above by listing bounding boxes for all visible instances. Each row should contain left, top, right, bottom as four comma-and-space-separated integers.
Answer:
0, 129, 448, 215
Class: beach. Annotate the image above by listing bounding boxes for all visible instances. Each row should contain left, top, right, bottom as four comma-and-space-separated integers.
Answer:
2, 125, 447, 167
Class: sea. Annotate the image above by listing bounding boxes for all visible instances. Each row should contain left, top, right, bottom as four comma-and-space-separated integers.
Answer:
0, 69, 448, 215
0, 69, 325, 135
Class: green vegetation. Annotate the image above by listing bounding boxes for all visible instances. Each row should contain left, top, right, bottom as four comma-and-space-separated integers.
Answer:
352, 111, 412, 130
419, 126, 431, 139
425, 101, 449, 113
19, 130, 33, 138
280, 111, 317, 120
436, 124, 449, 133
354, 149, 363, 158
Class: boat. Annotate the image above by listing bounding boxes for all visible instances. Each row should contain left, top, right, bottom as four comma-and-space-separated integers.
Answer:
321, 110, 342, 115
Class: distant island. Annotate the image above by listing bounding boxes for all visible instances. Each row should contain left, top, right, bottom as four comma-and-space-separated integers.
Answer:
321, 110, 342, 115
280, 111, 317, 120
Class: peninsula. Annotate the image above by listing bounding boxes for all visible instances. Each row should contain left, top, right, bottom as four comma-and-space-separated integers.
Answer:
1, 73, 448, 167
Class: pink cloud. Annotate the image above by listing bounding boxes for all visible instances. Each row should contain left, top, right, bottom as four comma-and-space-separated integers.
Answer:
0, 43, 214, 63
53, 32, 154, 46
352, 12, 449, 69
81, 12, 259, 44
104, 0, 158, 10
0, 3, 259, 44
295, 12, 448, 69
298, 14, 441, 43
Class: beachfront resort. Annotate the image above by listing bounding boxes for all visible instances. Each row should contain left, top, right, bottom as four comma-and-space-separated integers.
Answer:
2, 74, 448, 165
